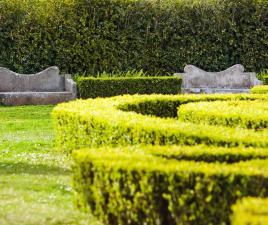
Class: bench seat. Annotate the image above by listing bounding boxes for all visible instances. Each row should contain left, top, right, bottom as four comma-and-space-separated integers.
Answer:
0, 66, 77, 105
0, 92, 75, 106
174, 64, 262, 94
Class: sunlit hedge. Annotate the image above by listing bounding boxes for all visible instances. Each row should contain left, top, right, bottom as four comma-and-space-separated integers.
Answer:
251, 85, 268, 94
52, 93, 268, 224
178, 100, 268, 129
73, 146, 268, 225
52, 94, 268, 153
232, 198, 268, 225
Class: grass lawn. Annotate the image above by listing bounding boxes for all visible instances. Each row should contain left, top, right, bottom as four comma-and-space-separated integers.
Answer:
0, 105, 102, 225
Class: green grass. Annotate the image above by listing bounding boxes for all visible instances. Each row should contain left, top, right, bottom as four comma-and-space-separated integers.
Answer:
0, 105, 102, 225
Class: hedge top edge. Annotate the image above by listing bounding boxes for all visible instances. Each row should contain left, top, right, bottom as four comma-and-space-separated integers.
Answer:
52, 94, 268, 152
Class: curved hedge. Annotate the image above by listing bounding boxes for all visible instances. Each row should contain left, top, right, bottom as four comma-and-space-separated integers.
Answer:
52, 94, 268, 153
52, 94, 268, 224
178, 100, 268, 129
0, 0, 267, 74
73, 146, 268, 225
231, 198, 268, 225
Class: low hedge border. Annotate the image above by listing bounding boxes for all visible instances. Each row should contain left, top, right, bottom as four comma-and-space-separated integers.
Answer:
72, 146, 268, 225
250, 85, 268, 94
231, 197, 268, 225
76, 77, 182, 99
178, 100, 268, 130
52, 94, 268, 153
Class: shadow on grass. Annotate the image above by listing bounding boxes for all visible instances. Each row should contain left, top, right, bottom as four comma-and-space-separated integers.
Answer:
0, 162, 70, 175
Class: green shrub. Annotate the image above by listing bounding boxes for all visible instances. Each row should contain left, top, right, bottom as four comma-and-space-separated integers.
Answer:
251, 85, 268, 94
257, 69, 268, 84
72, 146, 268, 225
53, 94, 268, 224
52, 94, 268, 153
77, 76, 182, 99
0, 0, 267, 74
178, 100, 268, 130
232, 198, 268, 225
264, 76, 268, 85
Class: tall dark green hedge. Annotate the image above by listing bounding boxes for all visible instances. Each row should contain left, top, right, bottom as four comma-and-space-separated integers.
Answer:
0, 0, 267, 74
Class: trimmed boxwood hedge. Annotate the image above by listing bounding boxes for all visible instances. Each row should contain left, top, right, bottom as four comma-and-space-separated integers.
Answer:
72, 146, 268, 225
251, 85, 268, 94
76, 77, 182, 99
0, 0, 267, 74
231, 198, 268, 225
178, 100, 268, 130
52, 94, 268, 153
52, 94, 268, 224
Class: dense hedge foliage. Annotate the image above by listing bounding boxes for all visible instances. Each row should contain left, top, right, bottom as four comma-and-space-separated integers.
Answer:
77, 77, 182, 98
143, 145, 268, 163
73, 146, 268, 225
52, 94, 268, 153
251, 85, 268, 94
53, 93, 268, 224
264, 76, 268, 85
0, 0, 267, 74
178, 100, 268, 130
231, 198, 268, 225
258, 70, 268, 84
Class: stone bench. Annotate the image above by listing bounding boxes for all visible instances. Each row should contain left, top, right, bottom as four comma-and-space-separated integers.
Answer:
174, 64, 263, 93
0, 66, 77, 105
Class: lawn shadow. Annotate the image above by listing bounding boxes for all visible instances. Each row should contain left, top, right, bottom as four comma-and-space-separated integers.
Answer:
0, 162, 70, 175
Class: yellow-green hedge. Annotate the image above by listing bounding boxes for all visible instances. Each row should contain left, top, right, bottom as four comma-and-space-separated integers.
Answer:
73, 146, 268, 225
178, 100, 268, 130
52, 94, 268, 224
52, 94, 268, 153
144, 145, 268, 163
251, 85, 268, 94
232, 198, 268, 225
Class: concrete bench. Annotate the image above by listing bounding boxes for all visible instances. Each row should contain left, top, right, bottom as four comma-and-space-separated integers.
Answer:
0, 66, 77, 105
174, 64, 263, 93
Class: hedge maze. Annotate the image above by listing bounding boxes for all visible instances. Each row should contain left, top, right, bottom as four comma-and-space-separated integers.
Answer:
52, 93, 268, 225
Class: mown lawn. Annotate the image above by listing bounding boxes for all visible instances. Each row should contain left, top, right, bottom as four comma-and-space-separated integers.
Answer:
0, 105, 102, 225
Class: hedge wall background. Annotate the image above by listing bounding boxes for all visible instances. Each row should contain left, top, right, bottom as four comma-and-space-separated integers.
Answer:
0, 0, 267, 75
